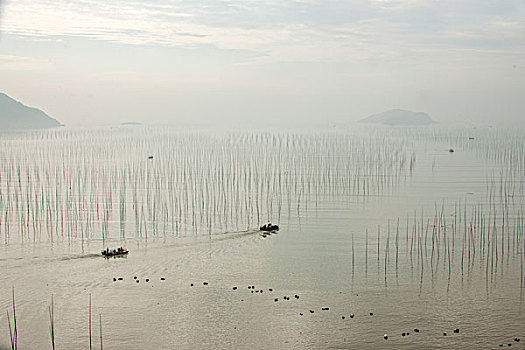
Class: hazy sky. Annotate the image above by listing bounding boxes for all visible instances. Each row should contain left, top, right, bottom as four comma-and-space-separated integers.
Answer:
1, 0, 524, 126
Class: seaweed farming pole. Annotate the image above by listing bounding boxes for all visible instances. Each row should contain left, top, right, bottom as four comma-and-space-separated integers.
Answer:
89, 294, 92, 350
395, 218, 399, 276
99, 314, 103, 350
365, 228, 368, 276
7, 287, 18, 350
377, 225, 380, 262
49, 295, 55, 350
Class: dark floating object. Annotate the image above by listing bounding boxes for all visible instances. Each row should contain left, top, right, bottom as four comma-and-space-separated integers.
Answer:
134, 276, 137, 280
233, 287, 238, 290
269, 289, 273, 292
402, 333, 406, 337
453, 328, 459, 333
369, 312, 374, 316
118, 277, 123, 281
299, 313, 303, 316
514, 338, 520, 342
507, 343, 512, 346
148, 155, 154, 159
310, 310, 315, 313
136, 280, 140, 283
350, 313, 355, 318
322, 307, 330, 311
190, 283, 194, 287
101, 247, 128, 258
414, 328, 419, 333
384, 334, 388, 340
260, 223, 279, 232
443, 332, 447, 336
294, 295, 299, 299
160, 277, 165, 280
342, 316, 345, 320
113, 278, 116, 282
449, 148, 455, 153
203, 282, 208, 286
145, 279, 150, 282
469, 136, 475, 140
274, 298, 278, 302
248, 286, 252, 289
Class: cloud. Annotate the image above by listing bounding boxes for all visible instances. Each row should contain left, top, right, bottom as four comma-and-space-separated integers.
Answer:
1, 0, 524, 68
0, 53, 44, 70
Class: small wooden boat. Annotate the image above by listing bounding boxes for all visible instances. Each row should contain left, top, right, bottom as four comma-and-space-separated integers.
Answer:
101, 247, 129, 258
260, 223, 279, 232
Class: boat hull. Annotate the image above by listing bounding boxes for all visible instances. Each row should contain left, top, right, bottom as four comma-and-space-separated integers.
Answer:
101, 250, 129, 258
260, 225, 279, 232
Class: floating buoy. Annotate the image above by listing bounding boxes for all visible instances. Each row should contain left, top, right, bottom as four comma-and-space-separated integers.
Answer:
294, 295, 299, 299
369, 312, 374, 316
113, 278, 116, 282
453, 328, 459, 333
233, 287, 238, 290
342, 316, 345, 320
145, 278, 149, 282
274, 298, 278, 302
443, 332, 447, 336
190, 283, 194, 287
134, 276, 137, 280
414, 328, 419, 333
269, 288, 273, 292
384, 334, 388, 340
350, 313, 355, 318
160, 277, 165, 280
310, 310, 315, 313
136, 280, 140, 283
402, 333, 406, 337
203, 282, 208, 285
449, 148, 455, 153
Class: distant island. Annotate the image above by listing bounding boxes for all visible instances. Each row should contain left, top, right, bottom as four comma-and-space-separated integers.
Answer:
121, 122, 143, 126
359, 109, 436, 126
0, 92, 61, 130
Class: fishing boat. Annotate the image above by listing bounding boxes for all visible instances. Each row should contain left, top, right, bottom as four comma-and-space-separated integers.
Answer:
260, 223, 279, 232
101, 247, 129, 258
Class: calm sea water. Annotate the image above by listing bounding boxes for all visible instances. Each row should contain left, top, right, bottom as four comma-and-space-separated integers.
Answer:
1, 124, 524, 349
